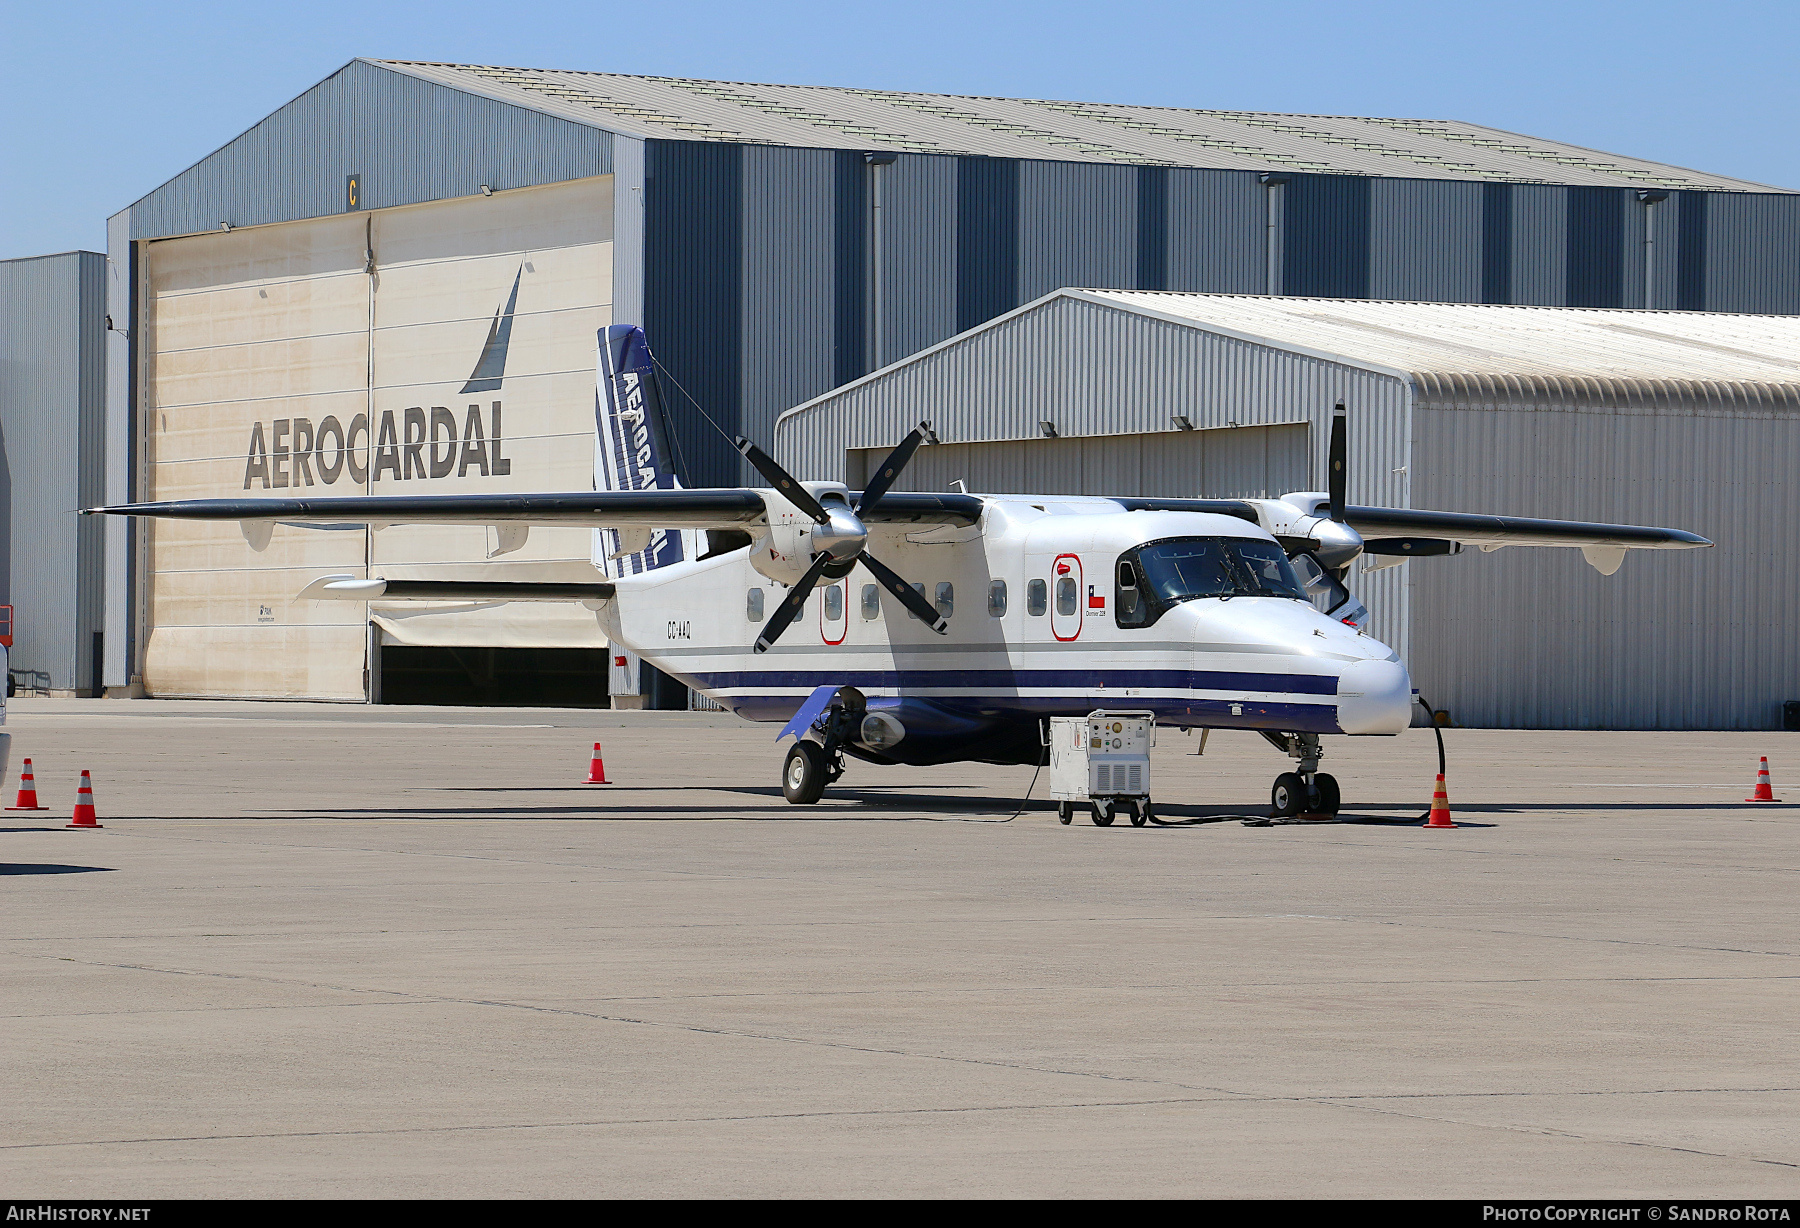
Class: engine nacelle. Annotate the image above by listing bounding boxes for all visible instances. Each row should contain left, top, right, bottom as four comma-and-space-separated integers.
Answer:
748, 482, 856, 587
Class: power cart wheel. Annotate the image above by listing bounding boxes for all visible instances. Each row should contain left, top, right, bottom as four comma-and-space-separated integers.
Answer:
1091, 798, 1115, 827
1058, 801, 1074, 825
782, 741, 829, 805
1271, 772, 1307, 817
1129, 799, 1150, 827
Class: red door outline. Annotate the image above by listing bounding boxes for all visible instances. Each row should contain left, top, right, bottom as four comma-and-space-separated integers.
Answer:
1051, 553, 1082, 642
819, 579, 847, 645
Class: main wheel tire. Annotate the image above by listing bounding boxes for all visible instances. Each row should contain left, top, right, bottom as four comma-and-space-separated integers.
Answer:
1091, 798, 1115, 827
1271, 772, 1307, 817
1058, 801, 1074, 825
782, 741, 829, 805
1129, 799, 1149, 827
1312, 772, 1341, 815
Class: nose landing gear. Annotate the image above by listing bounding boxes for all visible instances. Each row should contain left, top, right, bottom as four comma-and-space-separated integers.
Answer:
1262, 731, 1340, 818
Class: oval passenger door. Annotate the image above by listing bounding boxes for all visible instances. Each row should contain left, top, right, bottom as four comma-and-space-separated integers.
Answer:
1050, 554, 1082, 642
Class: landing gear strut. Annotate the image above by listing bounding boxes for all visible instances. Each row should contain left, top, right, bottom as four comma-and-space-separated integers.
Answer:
1260, 731, 1340, 817
779, 688, 857, 805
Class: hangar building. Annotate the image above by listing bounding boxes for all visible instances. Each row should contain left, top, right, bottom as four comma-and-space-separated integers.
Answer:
777, 290, 1800, 730
87, 59, 1800, 711
0, 252, 108, 696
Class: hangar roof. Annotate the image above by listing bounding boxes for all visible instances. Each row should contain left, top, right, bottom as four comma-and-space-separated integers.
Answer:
1079, 291, 1800, 389
379, 60, 1783, 193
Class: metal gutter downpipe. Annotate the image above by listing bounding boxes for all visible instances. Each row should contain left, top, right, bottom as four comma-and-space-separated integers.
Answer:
866, 152, 898, 369
1260, 173, 1288, 295
1638, 190, 1668, 308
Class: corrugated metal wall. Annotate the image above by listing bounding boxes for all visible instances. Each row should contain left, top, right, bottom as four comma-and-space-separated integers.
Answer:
1706, 193, 1800, 315
740, 147, 836, 473
851, 423, 1307, 501
0, 252, 107, 693
1164, 169, 1266, 295
1407, 391, 1800, 729
1016, 162, 1138, 302
1369, 179, 1483, 303
128, 61, 613, 241
775, 293, 1415, 657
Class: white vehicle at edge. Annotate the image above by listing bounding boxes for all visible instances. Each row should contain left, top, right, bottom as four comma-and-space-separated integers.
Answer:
88, 325, 1710, 818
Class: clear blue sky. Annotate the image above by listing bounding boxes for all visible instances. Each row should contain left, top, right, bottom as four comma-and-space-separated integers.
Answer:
5, 0, 1796, 261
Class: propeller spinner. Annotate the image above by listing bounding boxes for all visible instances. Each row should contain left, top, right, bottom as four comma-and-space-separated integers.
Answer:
736, 423, 949, 653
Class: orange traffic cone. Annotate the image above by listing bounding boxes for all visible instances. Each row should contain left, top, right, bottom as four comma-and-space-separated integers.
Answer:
66, 770, 102, 829
583, 742, 611, 785
1746, 756, 1782, 803
1423, 773, 1455, 828
6, 758, 49, 811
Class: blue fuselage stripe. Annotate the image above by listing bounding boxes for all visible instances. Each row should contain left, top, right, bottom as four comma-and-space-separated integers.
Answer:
688, 667, 1337, 695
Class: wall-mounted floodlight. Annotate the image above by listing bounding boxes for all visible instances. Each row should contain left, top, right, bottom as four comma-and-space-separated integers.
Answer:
219, 222, 233, 232
1259, 172, 1290, 186
1039, 421, 1059, 438
479, 185, 494, 197
864, 151, 898, 166
1636, 189, 1669, 204
1171, 415, 1194, 431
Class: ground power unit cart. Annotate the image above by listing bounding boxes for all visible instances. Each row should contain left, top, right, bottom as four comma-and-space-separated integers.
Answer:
1049, 710, 1155, 827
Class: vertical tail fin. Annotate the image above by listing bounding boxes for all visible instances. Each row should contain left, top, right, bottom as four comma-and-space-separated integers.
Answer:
595, 325, 690, 576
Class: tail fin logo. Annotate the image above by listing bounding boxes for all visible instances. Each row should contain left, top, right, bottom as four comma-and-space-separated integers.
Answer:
596, 324, 686, 576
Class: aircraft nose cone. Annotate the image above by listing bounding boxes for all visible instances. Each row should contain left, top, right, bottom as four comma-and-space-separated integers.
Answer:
1336, 657, 1413, 735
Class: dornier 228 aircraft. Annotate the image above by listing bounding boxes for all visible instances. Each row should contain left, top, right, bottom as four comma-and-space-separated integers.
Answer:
89, 325, 1711, 822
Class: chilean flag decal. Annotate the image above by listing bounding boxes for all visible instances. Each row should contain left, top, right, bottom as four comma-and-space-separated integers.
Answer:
1088, 584, 1105, 610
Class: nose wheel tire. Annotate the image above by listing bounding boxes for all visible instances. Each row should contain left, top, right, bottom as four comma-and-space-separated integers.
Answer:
782, 741, 829, 805
1270, 772, 1307, 817
1058, 802, 1074, 824
1090, 798, 1115, 827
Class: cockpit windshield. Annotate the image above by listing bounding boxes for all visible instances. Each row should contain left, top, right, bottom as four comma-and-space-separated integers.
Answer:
1116, 536, 1308, 627
1137, 537, 1307, 602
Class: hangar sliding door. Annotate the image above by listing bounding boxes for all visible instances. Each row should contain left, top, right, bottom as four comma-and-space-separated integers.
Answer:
853, 423, 1308, 499
141, 177, 613, 700
142, 214, 373, 699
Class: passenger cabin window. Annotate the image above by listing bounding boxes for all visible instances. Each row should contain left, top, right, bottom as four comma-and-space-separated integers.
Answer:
1114, 536, 1308, 629
746, 587, 765, 621
934, 583, 954, 618
1055, 575, 1078, 617
987, 579, 1007, 617
1026, 578, 1047, 617
824, 585, 844, 622
861, 583, 880, 619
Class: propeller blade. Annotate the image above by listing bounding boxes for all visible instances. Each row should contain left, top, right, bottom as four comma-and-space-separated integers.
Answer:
1327, 404, 1347, 523
753, 551, 836, 654
735, 436, 830, 524
855, 422, 931, 516
858, 553, 948, 635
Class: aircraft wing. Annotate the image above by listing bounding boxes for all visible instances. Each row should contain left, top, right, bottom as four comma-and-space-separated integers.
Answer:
82, 489, 771, 528
1343, 506, 1711, 550
82, 488, 986, 530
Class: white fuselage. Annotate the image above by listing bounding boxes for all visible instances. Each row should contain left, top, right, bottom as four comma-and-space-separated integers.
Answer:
596, 498, 1413, 742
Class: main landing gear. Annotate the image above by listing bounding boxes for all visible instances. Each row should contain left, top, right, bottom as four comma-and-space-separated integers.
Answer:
782, 739, 846, 805
1261, 731, 1340, 818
